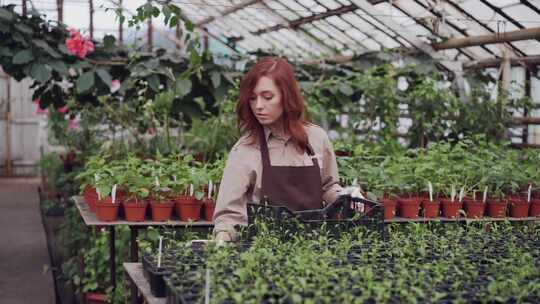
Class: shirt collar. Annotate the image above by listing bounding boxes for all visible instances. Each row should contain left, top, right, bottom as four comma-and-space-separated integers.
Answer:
263, 125, 291, 142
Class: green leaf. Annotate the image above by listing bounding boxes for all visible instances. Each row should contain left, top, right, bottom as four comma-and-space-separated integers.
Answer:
175, 77, 192, 97
76, 71, 95, 93
96, 69, 113, 87
103, 35, 116, 49
14, 23, 33, 36
147, 74, 160, 92
0, 47, 12, 57
33, 39, 61, 58
339, 84, 354, 96
211, 72, 221, 89
49, 61, 68, 75
0, 7, 15, 22
30, 63, 51, 83
12, 49, 34, 64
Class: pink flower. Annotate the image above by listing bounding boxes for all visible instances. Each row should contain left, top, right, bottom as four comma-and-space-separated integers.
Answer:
68, 119, 79, 131
66, 30, 95, 59
111, 79, 121, 93
58, 105, 68, 114
147, 127, 155, 135
34, 99, 49, 115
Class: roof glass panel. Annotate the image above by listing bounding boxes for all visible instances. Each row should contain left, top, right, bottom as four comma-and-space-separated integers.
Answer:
361, 38, 381, 51
489, 0, 520, 7
277, 0, 312, 17
511, 40, 540, 56
265, 0, 300, 20
503, 4, 540, 25
318, 0, 342, 10
326, 15, 351, 31
335, 0, 351, 5
298, 0, 319, 8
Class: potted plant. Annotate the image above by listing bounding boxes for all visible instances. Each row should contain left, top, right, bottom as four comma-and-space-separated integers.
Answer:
440, 185, 463, 218
170, 157, 202, 221
201, 158, 225, 221
463, 188, 486, 219
75, 155, 105, 213
121, 161, 150, 222
94, 168, 120, 222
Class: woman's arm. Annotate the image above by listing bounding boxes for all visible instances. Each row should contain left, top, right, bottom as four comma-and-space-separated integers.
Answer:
321, 134, 343, 205
213, 145, 254, 240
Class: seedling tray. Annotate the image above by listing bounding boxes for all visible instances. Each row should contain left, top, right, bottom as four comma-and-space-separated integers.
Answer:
246, 195, 384, 238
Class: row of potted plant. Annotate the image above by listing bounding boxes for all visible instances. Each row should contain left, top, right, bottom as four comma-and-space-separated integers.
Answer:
76, 154, 225, 222
338, 138, 540, 220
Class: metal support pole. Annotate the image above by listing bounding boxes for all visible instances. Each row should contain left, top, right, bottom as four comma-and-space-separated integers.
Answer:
118, 0, 123, 45
109, 226, 116, 290
22, 0, 27, 16
147, 0, 153, 51
130, 227, 141, 304
56, 0, 63, 22
5, 76, 11, 176
89, 0, 94, 40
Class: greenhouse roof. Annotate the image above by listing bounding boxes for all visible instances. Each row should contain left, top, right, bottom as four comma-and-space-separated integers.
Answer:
174, 0, 540, 63
3, 0, 540, 68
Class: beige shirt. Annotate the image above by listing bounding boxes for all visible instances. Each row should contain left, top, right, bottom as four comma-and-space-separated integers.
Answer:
213, 123, 343, 235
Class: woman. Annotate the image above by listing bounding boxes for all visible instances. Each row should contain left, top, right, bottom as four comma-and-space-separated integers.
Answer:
213, 57, 357, 242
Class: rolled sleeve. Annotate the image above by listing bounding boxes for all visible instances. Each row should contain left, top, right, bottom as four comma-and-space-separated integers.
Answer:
321, 134, 343, 204
212, 146, 253, 236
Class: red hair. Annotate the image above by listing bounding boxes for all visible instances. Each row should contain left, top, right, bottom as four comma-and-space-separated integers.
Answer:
237, 57, 309, 152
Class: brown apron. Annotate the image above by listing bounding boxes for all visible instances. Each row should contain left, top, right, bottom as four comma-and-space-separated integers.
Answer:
260, 130, 324, 211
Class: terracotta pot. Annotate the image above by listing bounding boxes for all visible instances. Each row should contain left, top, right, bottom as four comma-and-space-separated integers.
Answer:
530, 199, 540, 217
123, 198, 148, 222
115, 188, 128, 204
83, 186, 99, 213
463, 199, 485, 218
96, 197, 119, 222
202, 198, 216, 221
380, 198, 397, 219
335, 150, 352, 157
398, 197, 421, 218
440, 199, 462, 218
509, 199, 530, 218
175, 195, 202, 221
421, 200, 440, 218
85, 292, 107, 304
150, 200, 174, 221
487, 200, 507, 218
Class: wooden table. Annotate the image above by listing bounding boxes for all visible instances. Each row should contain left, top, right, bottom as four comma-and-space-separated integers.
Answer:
124, 263, 166, 304
73, 196, 213, 303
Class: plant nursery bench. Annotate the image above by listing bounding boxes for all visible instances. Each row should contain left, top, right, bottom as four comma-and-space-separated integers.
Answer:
72, 196, 214, 303
385, 216, 539, 223
124, 263, 165, 304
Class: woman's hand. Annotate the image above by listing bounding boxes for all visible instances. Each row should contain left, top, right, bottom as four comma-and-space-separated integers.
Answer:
214, 231, 232, 245
340, 186, 365, 212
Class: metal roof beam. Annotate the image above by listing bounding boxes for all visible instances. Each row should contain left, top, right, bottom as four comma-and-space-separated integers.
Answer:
195, 0, 262, 27
252, 4, 357, 36
465, 55, 540, 69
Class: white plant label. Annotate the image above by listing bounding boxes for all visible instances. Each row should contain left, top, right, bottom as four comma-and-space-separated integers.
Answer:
483, 186, 488, 203
155, 176, 160, 187
459, 187, 464, 202
190, 184, 194, 196
528, 184, 532, 203
96, 188, 101, 201
208, 181, 213, 199
111, 184, 117, 204
173, 175, 177, 182
451, 185, 456, 202
428, 181, 433, 202
157, 236, 163, 268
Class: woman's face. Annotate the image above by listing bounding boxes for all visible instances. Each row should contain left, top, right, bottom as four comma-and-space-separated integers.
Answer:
250, 76, 284, 126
